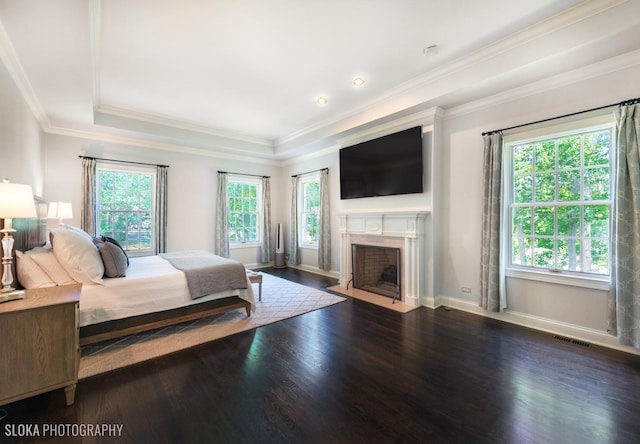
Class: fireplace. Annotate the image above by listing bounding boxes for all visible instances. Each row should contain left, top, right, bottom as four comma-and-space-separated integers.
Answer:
352, 244, 401, 301
338, 211, 429, 307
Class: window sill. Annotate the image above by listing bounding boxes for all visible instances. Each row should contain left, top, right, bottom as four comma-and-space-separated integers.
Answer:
506, 268, 610, 291
126, 250, 155, 258
230, 242, 261, 249
299, 243, 319, 250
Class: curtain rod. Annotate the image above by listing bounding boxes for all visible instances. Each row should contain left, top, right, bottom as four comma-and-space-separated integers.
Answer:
79, 155, 169, 168
482, 96, 640, 136
292, 167, 328, 178
218, 171, 270, 179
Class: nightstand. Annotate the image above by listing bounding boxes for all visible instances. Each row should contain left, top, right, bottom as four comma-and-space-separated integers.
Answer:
0, 283, 82, 407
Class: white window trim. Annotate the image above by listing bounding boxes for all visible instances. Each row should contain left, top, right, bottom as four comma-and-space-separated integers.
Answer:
502, 113, 615, 289
96, 162, 157, 257
298, 173, 320, 249
227, 175, 262, 248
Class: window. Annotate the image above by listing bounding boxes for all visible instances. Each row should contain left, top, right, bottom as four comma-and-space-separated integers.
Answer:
507, 122, 613, 278
97, 164, 156, 255
299, 176, 320, 245
228, 178, 261, 244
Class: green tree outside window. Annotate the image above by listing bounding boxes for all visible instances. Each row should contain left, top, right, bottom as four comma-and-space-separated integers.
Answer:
98, 169, 154, 252
228, 181, 259, 243
301, 180, 320, 244
510, 128, 612, 275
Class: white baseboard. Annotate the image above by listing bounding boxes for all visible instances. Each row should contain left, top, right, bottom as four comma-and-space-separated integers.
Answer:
422, 295, 437, 309
435, 295, 640, 356
281, 263, 341, 279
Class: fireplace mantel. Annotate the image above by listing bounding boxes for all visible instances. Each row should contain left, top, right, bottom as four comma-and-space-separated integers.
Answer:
338, 211, 430, 307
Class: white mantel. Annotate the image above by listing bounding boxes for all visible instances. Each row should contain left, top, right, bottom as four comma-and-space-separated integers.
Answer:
338, 211, 430, 307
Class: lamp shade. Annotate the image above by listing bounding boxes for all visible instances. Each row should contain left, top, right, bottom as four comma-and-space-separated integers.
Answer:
0, 181, 37, 219
47, 201, 73, 220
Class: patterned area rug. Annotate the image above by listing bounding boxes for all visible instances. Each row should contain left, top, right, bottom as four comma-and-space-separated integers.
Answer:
79, 273, 345, 379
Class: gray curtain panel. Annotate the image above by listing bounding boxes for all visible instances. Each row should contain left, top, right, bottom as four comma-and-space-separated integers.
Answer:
260, 176, 272, 264
609, 103, 640, 349
155, 165, 168, 254
318, 169, 331, 271
81, 157, 97, 236
289, 175, 300, 265
214, 172, 230, 257
480, 132, 505, 312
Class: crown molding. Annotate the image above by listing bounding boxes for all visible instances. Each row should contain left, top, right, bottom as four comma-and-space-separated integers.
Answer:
336, 107, 442, 148
381, 0, 628, 97
276, 0, 628, 149
279, 143, 341, 166
0, 17, 51, 129
94, 105, 274, 149
46, 124, 280, 166
443, 48, 640, 121
1, 0, 632, 166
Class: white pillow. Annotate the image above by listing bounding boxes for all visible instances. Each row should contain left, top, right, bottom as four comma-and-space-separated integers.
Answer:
51, 226, 104, 284
27, 247, 76, 286
15, 250, 57, 289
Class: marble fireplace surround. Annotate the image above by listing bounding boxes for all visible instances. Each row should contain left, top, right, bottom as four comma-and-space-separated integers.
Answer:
338, 211, 429, 307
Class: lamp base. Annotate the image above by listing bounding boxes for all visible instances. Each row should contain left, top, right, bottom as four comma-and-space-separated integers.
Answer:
0, 289, 26, 303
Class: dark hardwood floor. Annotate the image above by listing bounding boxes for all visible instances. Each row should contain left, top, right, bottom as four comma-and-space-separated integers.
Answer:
2, 267, 640, 443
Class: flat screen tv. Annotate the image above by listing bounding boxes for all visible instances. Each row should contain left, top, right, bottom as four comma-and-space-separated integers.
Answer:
339, 126, 423, 199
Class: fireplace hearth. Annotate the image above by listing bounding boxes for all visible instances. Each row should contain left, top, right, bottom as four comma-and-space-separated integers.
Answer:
352, 244, 401, 302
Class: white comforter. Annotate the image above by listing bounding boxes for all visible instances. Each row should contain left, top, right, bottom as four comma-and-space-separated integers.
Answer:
79, 255, 255, 327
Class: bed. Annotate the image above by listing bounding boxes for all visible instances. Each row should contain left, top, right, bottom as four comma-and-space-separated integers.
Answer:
13, 214, 255, 346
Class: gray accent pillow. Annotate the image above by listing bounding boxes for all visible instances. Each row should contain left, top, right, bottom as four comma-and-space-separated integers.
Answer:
98, 241, 128, 278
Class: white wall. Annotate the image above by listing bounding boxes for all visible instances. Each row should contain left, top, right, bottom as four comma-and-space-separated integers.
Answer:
0, 61, 44, 195
438, 63, 640, 351
279, 126, 434, 276
281, 151, 340, 274
43, 134, 283, 266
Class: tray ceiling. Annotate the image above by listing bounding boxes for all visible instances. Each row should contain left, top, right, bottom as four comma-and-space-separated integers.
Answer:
1, 0, 638, 160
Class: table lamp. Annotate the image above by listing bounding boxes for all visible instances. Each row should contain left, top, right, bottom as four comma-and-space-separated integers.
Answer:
47, 201, 73, 225
0, 179, 37, 302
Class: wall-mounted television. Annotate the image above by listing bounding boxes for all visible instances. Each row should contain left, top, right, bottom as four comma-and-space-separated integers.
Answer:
339, 126, 423, 199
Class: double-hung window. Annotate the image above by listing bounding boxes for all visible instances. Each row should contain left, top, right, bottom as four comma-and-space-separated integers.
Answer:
299, 175, 320, 246
228, 177, 262, 245
506, 118, 614, 283
96, 163, 156, 256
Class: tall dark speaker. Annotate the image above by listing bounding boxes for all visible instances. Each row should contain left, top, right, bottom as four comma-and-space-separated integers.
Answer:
274, 223, 286, 268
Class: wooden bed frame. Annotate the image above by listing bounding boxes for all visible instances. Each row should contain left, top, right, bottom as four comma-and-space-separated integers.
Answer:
12, 200, 252, 347
79, 297, 251, 345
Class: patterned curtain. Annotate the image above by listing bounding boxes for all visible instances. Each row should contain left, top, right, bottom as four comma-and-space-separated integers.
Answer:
289, 175, 300, 265
480, 132, 506, 312
214, 172, 229, 257
318, 169, 331, 271
260, 176, 272, 263
609, 103, 640, 349
81, 157, 97, 236
155, 165, 168, 254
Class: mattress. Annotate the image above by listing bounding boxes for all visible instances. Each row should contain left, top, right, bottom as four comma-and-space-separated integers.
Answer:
79, 255, 255, 327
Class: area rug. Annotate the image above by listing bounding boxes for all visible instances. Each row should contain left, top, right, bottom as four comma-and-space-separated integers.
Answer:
327, 285, 418, 313
79, 273, 345, 379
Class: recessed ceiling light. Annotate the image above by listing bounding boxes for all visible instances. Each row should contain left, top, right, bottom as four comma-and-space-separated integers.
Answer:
353, 77, 365, 87
316, 96, 328, 106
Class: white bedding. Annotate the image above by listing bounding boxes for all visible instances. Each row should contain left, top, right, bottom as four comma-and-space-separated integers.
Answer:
79, 255, 255, 327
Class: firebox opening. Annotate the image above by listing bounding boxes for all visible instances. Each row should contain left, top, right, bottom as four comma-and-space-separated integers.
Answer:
351, 244, 401, 302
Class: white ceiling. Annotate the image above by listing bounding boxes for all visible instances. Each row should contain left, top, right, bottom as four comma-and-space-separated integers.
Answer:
1, 0, 639, 160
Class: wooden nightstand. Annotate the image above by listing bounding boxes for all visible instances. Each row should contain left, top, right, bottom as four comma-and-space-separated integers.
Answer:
0, 283, 82, 407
